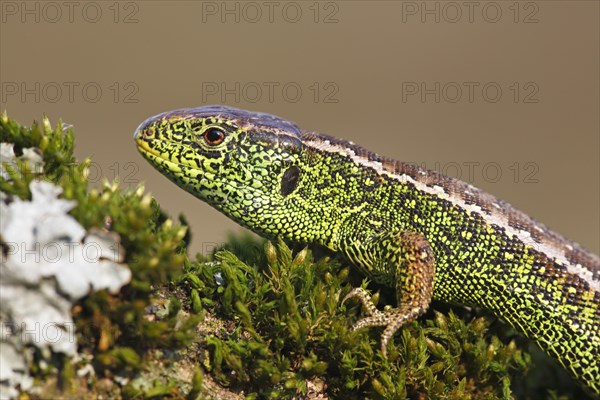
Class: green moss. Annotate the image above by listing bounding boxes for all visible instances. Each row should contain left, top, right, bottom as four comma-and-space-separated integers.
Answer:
183, 239, 535, 399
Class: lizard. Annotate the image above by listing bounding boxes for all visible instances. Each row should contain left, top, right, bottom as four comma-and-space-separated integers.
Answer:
134, 105, 600, 394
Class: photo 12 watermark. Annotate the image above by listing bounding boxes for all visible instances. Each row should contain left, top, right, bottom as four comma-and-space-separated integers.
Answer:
69, 161, 141, 185
2, 159, 142, 185
2, 239, 124, 265
400, 1, 540, 24
1, 321, 77, 346
414, 161, 540, 184
1, 1, 140, 24
201, 81, 340, 104
0, 81, 140, 104
200, 1, 339, 23
401, 81, 540, 104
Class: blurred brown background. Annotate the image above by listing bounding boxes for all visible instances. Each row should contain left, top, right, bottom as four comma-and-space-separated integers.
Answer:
1, 1, 598, 257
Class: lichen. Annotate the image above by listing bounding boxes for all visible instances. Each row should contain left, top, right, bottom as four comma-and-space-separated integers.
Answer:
1, 180, 131, 298
0, 142, 43, 181
0, 158, 131, 398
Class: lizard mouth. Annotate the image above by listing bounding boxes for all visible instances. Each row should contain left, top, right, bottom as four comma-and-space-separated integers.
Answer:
135, 136, 154, 157
135, 137, 170, 168
134, 122, 156, 156
134, 129, 198, 176
136, 140, 200, 182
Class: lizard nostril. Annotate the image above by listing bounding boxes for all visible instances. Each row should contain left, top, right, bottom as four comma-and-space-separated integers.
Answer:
133, 117, 156, 140
134, 127, 145, 140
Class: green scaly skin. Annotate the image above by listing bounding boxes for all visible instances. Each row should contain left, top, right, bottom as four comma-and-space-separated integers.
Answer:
134, 105, 600, 394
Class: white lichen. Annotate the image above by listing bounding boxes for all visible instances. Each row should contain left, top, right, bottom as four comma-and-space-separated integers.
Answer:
0, 178, 131, 399
0, 143, 43, 180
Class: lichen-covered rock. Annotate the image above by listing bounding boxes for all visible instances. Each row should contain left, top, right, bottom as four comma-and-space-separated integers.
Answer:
0, 179, 131, 398
1, 114, 200, 399
1, 180, 131, 296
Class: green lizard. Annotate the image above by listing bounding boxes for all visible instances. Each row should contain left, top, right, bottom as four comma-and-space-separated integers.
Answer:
134, 105, 600, 393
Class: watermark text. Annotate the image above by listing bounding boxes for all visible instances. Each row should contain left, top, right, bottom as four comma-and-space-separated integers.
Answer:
1, 81, 140, 104
401, 81, 540, 103
414, 161, 540, 184
1, 1, 140, 23
201, 81, 340, 103
401, 1, 539, 23
200, 1, 339, 23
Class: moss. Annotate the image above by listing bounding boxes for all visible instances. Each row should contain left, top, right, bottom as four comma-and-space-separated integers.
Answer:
1, 114, 594, 399
182, 239, 529, 399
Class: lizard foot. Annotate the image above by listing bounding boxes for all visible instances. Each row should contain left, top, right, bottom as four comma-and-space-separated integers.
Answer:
343, 287, 425, 358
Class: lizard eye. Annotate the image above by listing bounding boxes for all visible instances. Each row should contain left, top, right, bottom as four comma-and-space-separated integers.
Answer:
204, 128, 226, 146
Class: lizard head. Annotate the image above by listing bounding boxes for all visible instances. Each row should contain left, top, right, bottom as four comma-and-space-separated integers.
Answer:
134, 105, 317, 239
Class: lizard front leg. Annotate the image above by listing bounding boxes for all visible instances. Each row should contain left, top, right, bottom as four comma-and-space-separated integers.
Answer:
341, 231, 436, 358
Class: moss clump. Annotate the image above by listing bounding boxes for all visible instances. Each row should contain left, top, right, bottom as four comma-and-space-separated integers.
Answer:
184, 238, 594, 399
183, 238, 537, 399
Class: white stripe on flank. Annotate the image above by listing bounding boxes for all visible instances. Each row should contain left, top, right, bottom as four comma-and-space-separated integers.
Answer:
305, 138, 600, 292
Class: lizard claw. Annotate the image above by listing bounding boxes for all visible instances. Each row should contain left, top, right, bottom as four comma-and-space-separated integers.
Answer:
343, 287, 425, 359
342, 287, 386, 331
342, 287, 382, 317
342, 287, 367, 305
